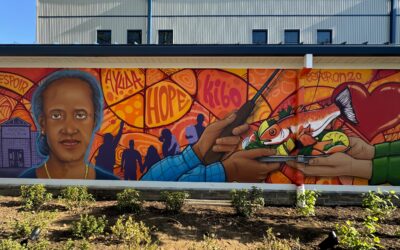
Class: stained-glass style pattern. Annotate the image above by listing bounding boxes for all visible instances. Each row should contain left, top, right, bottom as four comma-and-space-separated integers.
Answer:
0, 68, 399, 185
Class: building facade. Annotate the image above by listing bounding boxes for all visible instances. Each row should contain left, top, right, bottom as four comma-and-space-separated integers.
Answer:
0, 117, 45, 170
37, 0, 400, 45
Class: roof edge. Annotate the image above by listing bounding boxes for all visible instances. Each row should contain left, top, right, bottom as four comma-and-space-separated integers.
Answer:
0, 44, 399, 57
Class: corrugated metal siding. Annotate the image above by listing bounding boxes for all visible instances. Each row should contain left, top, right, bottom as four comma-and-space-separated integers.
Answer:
397, 17, 400, 44
397, 0, 400, 44
37, 0, 392, 44
153, 0, 389, 15
38, 18, 147, 44
152, 16, 389, 44
331, 17, 389, 44
38, 0, 147, 16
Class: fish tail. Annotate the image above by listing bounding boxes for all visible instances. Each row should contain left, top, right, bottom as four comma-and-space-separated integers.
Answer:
334, 88, 358, 124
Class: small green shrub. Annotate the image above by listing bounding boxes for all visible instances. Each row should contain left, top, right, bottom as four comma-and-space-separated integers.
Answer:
160, 191, 189, 213
27, 239, 50, 250
63, 238, 91, 250
296, 190, 319, 216
256, 228, 300, 250
116, 189, 142, 214
78, 240, 91, 250
199, 233, 222, 250
59, 186, 95, 210
111, 215, 157, 250
335, 220, 381, 250
63, 239, 75, 250
334, 190, 395, 250
362, 190, 398, 221
230, 186, 265, 217
12, 211, 57, 238
20, 184, 52, 211
0, 238, 25, 250
71, 214, 107, 239
335, 189, 400, 249
396, 230, 400, 237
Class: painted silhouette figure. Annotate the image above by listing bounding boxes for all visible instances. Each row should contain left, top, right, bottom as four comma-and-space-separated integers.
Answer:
159, 128, 180, 157
95, 121, 124, 174
121, 139, 143, 180
195, 114, 206, 138
186, 114, 206, 145
142, 145, 161, 174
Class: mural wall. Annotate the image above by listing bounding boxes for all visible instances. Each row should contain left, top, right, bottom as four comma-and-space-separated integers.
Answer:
0, 68, 399, 185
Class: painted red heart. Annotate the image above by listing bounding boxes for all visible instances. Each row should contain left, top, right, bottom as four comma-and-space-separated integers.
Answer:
332, 82, 400, 141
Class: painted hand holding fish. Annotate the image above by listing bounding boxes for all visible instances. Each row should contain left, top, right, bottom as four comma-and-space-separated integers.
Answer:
222, 148, 280, 182
240, 87, 371, 183
244, 88, 356, 152
286, 137, 376, 179
192, 111, 281, 182
345, 137, 375, 160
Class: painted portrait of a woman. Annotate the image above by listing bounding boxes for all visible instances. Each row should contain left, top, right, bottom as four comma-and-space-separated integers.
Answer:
19, 70, 118, 180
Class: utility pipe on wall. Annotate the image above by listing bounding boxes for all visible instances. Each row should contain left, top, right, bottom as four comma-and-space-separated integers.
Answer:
390, 0, 398, 44
147, 0, 152, 44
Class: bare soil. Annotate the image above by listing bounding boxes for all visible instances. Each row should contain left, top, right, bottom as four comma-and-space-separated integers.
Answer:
0, 196, 399, 249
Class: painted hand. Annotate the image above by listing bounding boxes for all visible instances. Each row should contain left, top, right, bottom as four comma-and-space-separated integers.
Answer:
222, 148, 280, 182
192, 112, 249, 161
286, 152, 372, 179
347, 137, 375, 160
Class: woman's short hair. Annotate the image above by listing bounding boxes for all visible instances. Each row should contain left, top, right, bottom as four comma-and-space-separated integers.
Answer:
32, 69, 104, 156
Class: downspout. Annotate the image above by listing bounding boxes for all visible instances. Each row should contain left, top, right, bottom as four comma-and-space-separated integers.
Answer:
147, 0, 152, 44
390, 0, 398, 44
36, 0, 38, 44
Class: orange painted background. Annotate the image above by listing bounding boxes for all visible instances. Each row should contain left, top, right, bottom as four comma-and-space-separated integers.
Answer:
0, 68, 399, 184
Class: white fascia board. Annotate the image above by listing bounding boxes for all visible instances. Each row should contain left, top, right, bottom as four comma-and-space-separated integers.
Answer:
1, 178, 399, 193
1, 56, 400, 69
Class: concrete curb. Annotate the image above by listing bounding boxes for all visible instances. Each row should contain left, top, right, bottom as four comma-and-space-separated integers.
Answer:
1, 178, 399, 206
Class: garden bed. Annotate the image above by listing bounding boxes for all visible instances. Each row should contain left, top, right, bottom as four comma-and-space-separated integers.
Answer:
0, 195, 400, 249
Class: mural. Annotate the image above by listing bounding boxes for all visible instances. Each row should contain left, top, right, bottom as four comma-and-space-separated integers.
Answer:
0, 68, 399, 185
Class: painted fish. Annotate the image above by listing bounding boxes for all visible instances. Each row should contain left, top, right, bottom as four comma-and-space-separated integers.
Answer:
254, 88, 358, 146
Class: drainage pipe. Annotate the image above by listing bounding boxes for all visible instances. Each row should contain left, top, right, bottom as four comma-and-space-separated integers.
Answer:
147, 0, 152, 44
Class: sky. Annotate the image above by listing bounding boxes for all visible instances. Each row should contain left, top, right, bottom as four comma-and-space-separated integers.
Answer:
0, 0, 36, 44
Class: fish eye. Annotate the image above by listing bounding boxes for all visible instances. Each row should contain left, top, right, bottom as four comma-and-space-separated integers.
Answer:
269, 128, 277, 136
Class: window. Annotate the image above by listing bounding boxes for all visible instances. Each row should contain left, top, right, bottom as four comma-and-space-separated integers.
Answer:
8, 149, 24, 168
284, 30, 300, 44
158, 30, 173, 45
252, 30, 268, 44
97, 30, 111, 45
317, 30, 332, 44
127, 30, 142, 44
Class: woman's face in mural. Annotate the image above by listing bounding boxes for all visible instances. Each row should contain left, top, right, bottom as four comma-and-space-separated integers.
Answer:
39, 78, 95, 164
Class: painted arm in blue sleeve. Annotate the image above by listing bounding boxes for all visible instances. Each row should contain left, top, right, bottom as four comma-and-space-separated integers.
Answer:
177, 162, 225, 182
141, 112, 241, 181
140, 112, 281, 182
140, 146, 226, 182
